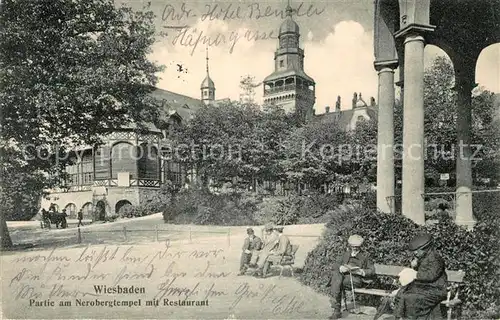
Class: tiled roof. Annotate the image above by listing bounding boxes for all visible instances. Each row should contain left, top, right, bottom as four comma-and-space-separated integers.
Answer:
314, 106, 378, 130
120, 88, 202, 132
149, 87, 203, 121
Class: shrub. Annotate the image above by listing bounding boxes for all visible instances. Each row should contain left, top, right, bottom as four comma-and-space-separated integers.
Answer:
104, 215, 118, 222
256, 192, 342, 225
119, 184, 174, 218
163, 189, 258, 226
300, 195, 500, 317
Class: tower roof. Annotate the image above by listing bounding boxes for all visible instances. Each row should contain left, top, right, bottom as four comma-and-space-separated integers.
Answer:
279, 1, 299, 34
201, 75, 214, 88
200, 46, 215, 89
263, 69, 314, 84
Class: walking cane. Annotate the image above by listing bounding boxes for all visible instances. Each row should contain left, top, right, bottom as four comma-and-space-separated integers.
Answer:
349, 272, 360, 314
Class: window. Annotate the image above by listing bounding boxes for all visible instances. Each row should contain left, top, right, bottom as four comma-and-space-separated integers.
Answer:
138, 144, 159, 180
280, 60, 284, 68
80, 152, 93, 185
204, 90, 208, 97
111, 142, 137, 179
94, 147, 110, 180
65, 162, 78, 186
165, 161, 183, 187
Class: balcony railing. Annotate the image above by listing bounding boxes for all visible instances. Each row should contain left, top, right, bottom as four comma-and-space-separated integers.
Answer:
264, 84, 313, 95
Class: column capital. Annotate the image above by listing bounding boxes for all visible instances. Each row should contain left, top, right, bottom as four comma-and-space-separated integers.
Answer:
394, 23, 435, 40
374, 60, 399, 72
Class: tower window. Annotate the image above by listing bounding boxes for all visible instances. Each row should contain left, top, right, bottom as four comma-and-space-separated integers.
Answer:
204, 91, 208, 97
280, 60, 284, 68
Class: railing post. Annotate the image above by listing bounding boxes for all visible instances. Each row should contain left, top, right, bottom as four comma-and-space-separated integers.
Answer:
77, 227, 82, 244
155, 224, 159, 242
227, 228, 231, 247
189, 227, 192, 243
123, 226, 127, 241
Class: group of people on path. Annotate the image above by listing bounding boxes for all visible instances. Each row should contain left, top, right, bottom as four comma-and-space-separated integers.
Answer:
327, 233, 449, 320
238, 223, 292, 277
239, 225, 450, 320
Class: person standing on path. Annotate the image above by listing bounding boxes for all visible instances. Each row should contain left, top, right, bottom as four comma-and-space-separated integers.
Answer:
77, 210, 84, 227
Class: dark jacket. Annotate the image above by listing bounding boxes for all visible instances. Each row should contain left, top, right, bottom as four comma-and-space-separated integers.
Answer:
327, 249, 375, 287
413, 249, 448, 292
337, 249, 376, 278
242, 235, 263, 251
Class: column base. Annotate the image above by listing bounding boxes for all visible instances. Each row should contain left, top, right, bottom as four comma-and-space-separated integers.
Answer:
455, 187, 475, 230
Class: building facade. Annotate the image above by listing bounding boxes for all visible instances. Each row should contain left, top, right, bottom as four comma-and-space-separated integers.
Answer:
262, 3, 316, 124
315, 93, 378, 130
42, 2, 379, 220
262, 2, 377, 128
41, 88, 204, 220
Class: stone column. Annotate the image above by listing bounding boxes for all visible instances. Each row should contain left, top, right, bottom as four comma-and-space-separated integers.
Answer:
455, 64, 476, 229
375, 61, 398, 213
401, 33, 426, 225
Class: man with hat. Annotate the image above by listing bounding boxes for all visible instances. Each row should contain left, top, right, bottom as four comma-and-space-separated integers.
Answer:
257, 226, 292, 277
238, 228, 263, 275
250, 223, 276, 268
328, 234, 375, 319
393, 233, 448, 319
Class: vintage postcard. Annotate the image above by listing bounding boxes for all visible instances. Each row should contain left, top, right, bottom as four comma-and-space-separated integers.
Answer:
1, 0, 499, 319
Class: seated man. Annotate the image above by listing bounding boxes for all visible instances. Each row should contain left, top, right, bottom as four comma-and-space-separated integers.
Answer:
249, 223, 275, 266
238, 228, 262, 275
393, 234, 448, 320
328, 234, 375, 319
260, 226, 292, 277
255, 226, 291, 277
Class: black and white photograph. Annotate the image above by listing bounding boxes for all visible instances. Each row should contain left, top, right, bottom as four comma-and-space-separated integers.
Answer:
1, 0, 499, 319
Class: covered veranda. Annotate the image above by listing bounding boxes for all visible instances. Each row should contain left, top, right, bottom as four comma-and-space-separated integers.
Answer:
373, 0, 500, 228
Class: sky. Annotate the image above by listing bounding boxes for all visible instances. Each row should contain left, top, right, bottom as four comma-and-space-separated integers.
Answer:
119, 0, 500, 113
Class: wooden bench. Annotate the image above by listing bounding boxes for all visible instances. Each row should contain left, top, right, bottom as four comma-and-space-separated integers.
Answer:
352, 264, 465, 320
244, 244, 299, 278
270, 244, 300, 278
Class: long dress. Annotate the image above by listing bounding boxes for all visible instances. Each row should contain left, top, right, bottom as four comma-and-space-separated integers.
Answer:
394, 249, 448, 319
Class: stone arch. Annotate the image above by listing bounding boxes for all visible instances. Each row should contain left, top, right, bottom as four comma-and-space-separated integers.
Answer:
81, 202, 93, 219
49, 203, 59, 212
374, 0, 399, 62
424, 44, 454, 70
64, 203, 77, 218
476, 44, 500, 89
111, 141, 137, 179
95, 200, 108, 221
115, 200, 133, 217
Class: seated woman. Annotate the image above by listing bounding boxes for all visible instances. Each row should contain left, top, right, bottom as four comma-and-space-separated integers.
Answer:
391, 234, 448, 320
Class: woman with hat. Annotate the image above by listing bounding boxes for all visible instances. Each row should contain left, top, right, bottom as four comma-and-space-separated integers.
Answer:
393, 233, 448, 319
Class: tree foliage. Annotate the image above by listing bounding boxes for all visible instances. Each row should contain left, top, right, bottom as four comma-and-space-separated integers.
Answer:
0, 0, 162, 248
170, 102, 294, 187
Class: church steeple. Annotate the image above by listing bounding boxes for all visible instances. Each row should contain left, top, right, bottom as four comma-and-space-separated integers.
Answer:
201, 46, 215, 105
262, 0, 315, 123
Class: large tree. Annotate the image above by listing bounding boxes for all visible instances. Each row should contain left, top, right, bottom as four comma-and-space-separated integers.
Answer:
170, 102, 294, 188
281, 118, 356, 188
0, 0, 162, 248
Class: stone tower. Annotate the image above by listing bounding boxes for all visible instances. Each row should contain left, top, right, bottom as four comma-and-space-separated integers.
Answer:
262, 0, 315, 123
200, 46, 215, 105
